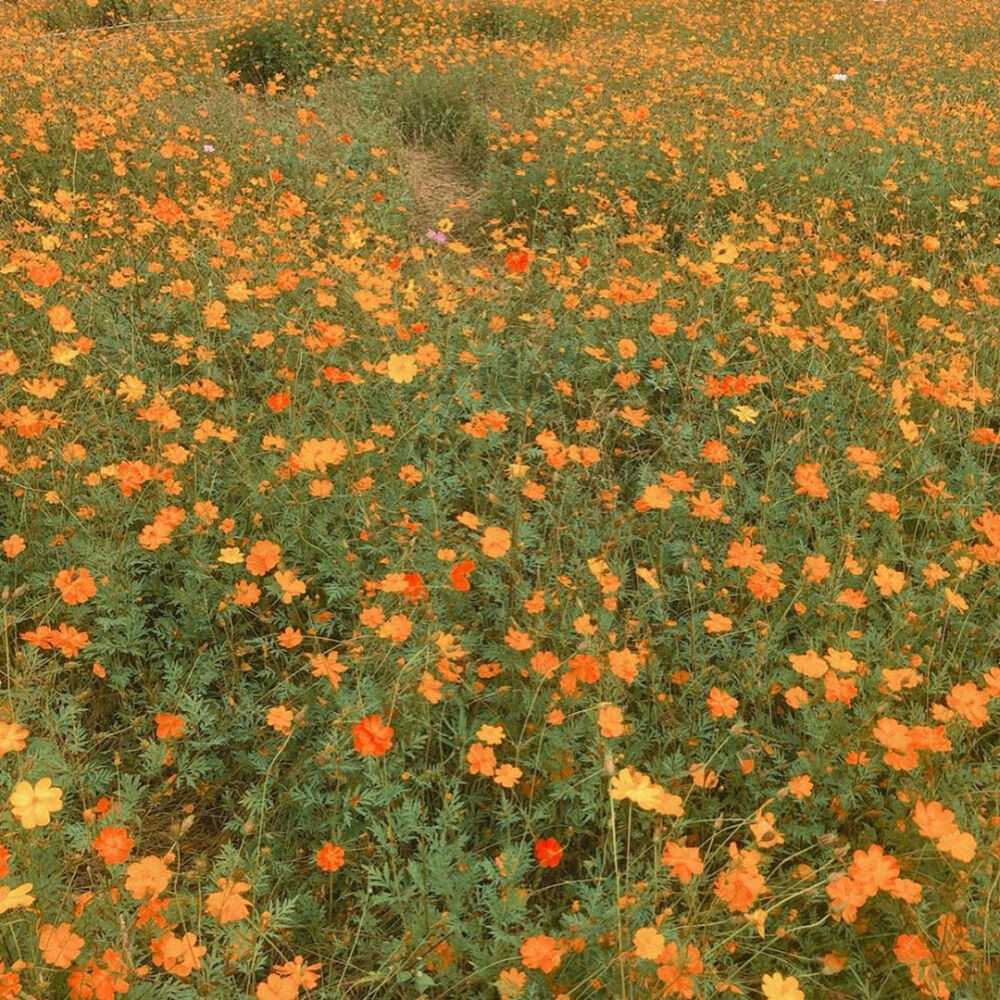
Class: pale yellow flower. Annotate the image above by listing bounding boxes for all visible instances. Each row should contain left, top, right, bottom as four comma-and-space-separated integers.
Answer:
0, 883, 34, 914
9, 777, 63, 829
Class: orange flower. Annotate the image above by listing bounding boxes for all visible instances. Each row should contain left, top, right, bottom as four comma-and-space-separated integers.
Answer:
794, 462, 829, 499
607, 648, 640, 683
376, 613, 412, 643
656, 941, 703, 996
66, 951, 129, 999
466, 742, 497, 776
873, 564, 906, 597
912, 800, 976, 861
266, 706, 295, 735
151, 931, 206, 978
649, 312, 677, 337
713, 863, 767, 914
725, 538, 765, 570
787, 649, 827, 679
713, 844, 767, 914
826, 874, 868, 923
493, 764, 523, 788
476, 724, 505, 745
496, 967, 527, 999
505, 626, 532, 651
233, 580, 262, 606
688, 489, 724, 520
941, 586, 968, 613
786, 775, 813, 799
481, 526, 512, 558
866, 491, 900, 519
913, 800, 959, 841
700, 439, 729, 463
660, 842, 704, 883
418, 671, 443, 703
746, 562, 784, 602
936, 829, 976, 863
702, 612, 732, 634
706, 687, 739, 719
155, 713, 186, 740
520, 934, 561, 972
750, 810, 783, 850
946, 682, 990, 727
257, 974, 299, 1000
2, 534, 25, 559
47, 304, 77, 333
597, 704, 625, 737
352, 714, 394, 757
293, 437, 347, 473
530, 650, 560, 677
277, 629, 303, 651
274, 569, 306, 604
205, 878, 252, 923
309, 651, 348, 690
53, 566, 97, 605
0, 721, 28, 758
203, 300, 228, 329
784, 686, 809, 709
0, 882, 34, 915
93, 826, 134, 865
640, 484, 673, 510
848, 844, 899, 896
38, 922, 85, 969
316, 842, 345, 872
894, 933, 932, 967
124, 855, 172, 900
610, 767, 683, 816
266, 391, 290, 412
836, 587, 867, 609
845, 446, 882, 478
246, 540, 281, 575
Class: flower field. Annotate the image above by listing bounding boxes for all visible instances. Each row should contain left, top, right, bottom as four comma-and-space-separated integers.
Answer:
0, 0, 998, 996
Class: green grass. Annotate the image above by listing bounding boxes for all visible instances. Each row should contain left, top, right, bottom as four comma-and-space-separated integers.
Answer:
0, 0, 998, 997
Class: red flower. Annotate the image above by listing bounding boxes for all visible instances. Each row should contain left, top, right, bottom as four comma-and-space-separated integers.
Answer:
505, 250, 531, 274
403, 572, 428, 603
316, 842, 345, 872
534, 837, 563, 868
93, 826, 135, 866
352, 714, 394, 757
449, 560, 475, 592
266, 392, 290, 413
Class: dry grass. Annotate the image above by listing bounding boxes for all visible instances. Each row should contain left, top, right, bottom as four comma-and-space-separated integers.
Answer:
401, 145, 484, 242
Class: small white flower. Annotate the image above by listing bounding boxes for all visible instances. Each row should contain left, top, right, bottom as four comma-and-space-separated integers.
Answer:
203, 143, 215, 152
832, 73, 848, 82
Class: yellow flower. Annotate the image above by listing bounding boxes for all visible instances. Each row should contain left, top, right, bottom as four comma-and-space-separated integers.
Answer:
9, 777, 63, 829
761, 972, 805, 1000
385, 353, 418, 384
729, 405, 759, 424
710, 236, 740, 264
0, 883, 35, 914
633, 926, 665, 960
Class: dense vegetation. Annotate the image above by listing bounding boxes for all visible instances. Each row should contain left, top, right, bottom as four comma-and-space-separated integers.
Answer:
0, 0, 998, 997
